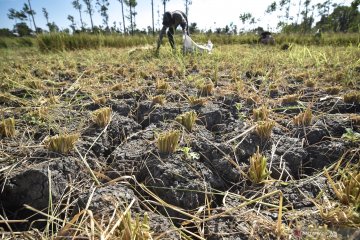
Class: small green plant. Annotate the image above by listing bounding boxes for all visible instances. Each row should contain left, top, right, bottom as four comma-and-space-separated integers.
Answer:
188, 96, 207, 106
92, 107, 112, 127
180, 147, 200, 160
156, 130, 180, 154
235, 103, 246, 120
255, 121, 275, 140
175, 111, 197, 132
0, 118, 15, 138
252, 105, 270, 121
152, 95, 166, 105
280, 94, 299, 105
341, 128, 360, 142
248, 147, 269, 184
115, 211, 152, 240
46, 133, 79, 154
344, 91, 360, 104
293, 108, 312, 126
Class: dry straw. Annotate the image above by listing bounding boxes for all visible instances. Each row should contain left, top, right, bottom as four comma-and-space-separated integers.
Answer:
92, 107, 112, 127
255, 121, 275, 140
46, 133, 80, 154
156, 130, 180, 154
248, 147, 269, 184
0, 117, 15, 138
176, 111, 197, 132
293, 108, 312, 126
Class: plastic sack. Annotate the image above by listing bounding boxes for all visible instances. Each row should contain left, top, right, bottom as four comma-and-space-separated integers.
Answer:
183, 35, 213, 54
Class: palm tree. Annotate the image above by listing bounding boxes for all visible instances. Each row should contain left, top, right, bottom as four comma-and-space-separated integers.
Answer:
72, 0, 85, 30
151, 0, 155, 35
27, 0, 37, 32
83, 0, 94, 31
42, 8, 50, 32
162, 0, 170, 14
125, 0, 137, 35
117, 0, 126, 33
184, 0, 192, 18
96, 0, 110, 30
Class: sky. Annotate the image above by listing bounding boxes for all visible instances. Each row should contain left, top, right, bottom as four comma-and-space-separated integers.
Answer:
0, 0, 354, 33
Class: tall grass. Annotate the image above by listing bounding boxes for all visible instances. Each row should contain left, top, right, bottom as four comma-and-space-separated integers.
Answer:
28, 32, 360, 52
37, 33, 154, 52
0, 37, 35, 49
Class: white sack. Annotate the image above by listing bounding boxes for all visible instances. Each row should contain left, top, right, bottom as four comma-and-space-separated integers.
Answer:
183, 35, 213, 54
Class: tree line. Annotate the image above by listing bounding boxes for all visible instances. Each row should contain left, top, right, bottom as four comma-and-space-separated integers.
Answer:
1, 0, 359, 37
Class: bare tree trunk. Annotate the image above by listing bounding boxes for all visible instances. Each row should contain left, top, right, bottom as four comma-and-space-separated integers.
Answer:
79, 8, 84, 29
296, 0, 302, 25
130, 5, 133, 35
120, 0, 126, 33
151, 0, 154, 35
27, 0, 37, 32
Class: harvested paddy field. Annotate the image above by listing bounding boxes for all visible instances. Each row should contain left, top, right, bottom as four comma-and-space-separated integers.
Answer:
0, 44, 359, 239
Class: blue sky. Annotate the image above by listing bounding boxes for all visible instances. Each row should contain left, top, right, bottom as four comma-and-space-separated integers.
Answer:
0, 0, 353, 32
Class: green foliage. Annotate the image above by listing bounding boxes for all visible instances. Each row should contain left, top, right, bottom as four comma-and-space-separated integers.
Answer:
180, 147, 200, 160
342, 128, 360, 142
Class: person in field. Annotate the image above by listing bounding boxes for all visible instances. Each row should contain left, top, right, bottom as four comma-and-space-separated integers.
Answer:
259, 31, 275, 45
156, 10, 189, 51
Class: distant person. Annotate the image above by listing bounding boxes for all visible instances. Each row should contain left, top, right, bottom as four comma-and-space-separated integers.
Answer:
259, 31, 275, 45
314, 29, 322, 44
156, 10, 189, 52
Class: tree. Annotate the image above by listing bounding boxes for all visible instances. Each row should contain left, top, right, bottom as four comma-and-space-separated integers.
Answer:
72, 0, 85, 30
96, 0, 110, 31
184, 0, 192, 18
117, 0, 126, 33
151, 0, 155, 35
7, 8, 27, 24
162, 0, 170, 14
265, 1, 277, 14
188, 22, 198, 33
83, 0, 95, 32
322, 0, 360, 32
47, 22, 59, 33
68, 15, 77, 32
279, 0, 292, 23
14, 22, 32, 36
42, 8, 50, 32
300, 0, 314, 32
22, 3, 35, 31
125, 0, 137, 35
26, 0, 37, 32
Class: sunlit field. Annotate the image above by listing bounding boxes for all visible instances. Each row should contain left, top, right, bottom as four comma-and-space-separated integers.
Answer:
0, 34, 359, 239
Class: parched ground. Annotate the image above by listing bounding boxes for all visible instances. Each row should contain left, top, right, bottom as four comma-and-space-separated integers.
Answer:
0, 44, 359, 239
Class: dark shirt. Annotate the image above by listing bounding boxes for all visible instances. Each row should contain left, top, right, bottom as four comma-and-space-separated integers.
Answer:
157, 10, 189, 50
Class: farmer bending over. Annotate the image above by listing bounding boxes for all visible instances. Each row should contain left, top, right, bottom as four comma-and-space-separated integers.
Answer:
157, 10, 189, 51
